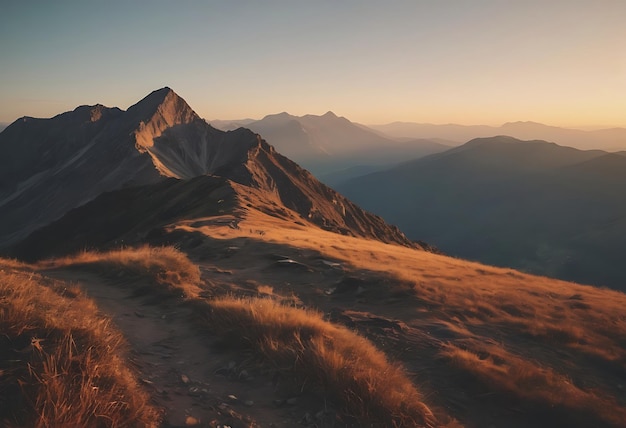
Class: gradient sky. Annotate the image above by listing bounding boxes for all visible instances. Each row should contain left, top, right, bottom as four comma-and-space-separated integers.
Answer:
1, 0, 624, 127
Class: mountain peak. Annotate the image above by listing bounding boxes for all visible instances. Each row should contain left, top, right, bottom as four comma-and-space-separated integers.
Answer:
260, 112, 295, 122
129, 87, 200, 151
501, 121, 560, 130
127, 87, 197, 122
502, 120, 544, 126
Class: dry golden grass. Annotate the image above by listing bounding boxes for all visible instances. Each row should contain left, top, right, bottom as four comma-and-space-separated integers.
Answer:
0, 267, 160, 427
181, 213, 626, 363
442, 341, 626, 427
174, 211, 626, 425
204, 297, 438, 428
0, 258, 31, 270
39, 245, 203, 298
40, 245, 442, 426
16, 214, 626, 426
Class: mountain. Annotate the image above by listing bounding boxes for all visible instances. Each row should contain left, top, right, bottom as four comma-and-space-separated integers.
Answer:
370, 121, 626, 151
210, 112, 450, 179
207, 118, 256, 130
0, 88, 208, 246
337, 136, 626, 290
3, 91, 626, 428
501, 121, 626, 151
0, 88, 415, 255
369, 122, 495, 144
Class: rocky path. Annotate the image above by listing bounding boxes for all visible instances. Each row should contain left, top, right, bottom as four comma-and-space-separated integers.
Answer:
43, 270, 330, 428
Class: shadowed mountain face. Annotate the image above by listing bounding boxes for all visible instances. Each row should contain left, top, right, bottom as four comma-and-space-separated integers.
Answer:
0, 88, 415, 255
211, 112, 450, 181
10, 175, 233, 260
337, 136, 626, 290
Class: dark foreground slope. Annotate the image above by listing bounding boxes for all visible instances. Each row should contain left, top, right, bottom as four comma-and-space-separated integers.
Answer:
338, 136, 626, 290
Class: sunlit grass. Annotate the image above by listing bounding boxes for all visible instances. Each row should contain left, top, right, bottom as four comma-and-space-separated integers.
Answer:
13, 225, 626, 426
38, 245, 203, 298
174, 212, 626, 426
204, 297, 438, 428
0, 267, 160, 427
37, 245, 443, 426
442, 341, 626, 426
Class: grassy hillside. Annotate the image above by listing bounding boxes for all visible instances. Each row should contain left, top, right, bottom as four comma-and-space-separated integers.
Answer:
172, 210, 626, 427
4, 212, 626, 426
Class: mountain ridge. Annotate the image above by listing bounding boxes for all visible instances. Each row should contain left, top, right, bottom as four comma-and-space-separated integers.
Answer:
0, 87, 416, 252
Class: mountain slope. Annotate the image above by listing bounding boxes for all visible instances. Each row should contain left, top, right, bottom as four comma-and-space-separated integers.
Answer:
0, 88, 186, 245
11, 149, 414, 261
0, 88, 415, 255
10, 209, 626, 427
337, 136, 626, 290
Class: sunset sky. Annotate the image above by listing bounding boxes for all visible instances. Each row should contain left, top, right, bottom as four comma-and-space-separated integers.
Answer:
1, 0, 624, 128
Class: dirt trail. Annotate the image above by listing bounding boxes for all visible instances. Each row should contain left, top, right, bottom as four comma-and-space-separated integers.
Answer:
43, 270, 327, 428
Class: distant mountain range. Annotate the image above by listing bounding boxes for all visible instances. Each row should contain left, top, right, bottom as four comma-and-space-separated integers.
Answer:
369, 121, 626, 152
210, 116, 626, 184
210, 113, 451, 183
337, 136, 626, 290
5, 96, 626, 289
0, 88, 414, 257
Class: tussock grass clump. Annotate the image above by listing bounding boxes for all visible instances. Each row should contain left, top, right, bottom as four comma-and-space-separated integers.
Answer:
0, 268, 160, 427
442, 342, 626, 427
0, 258, 31, 270
205, 297, 437, 427
40, 245, 203, 298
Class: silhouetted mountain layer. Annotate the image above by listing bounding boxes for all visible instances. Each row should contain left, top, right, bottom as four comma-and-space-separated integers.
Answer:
337, 136, 626, 290
0, 88, 415, 255
211, 112, 449, 179
10, 176, 228, 259
370, 121, 626, 151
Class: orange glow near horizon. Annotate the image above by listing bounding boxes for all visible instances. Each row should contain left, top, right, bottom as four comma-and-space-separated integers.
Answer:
1, 2, 624, 129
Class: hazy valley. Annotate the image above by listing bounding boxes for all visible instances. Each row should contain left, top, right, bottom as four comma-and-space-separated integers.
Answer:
209, 113, 451, 185
337, 136, 626, 291
1, 89, 626, 428
369, 121, 626, 152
